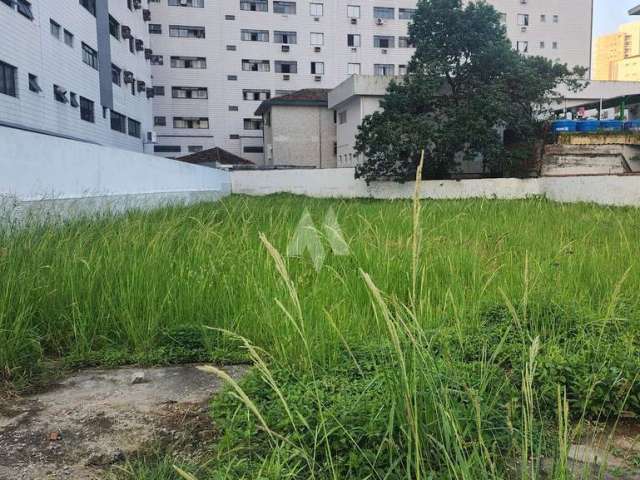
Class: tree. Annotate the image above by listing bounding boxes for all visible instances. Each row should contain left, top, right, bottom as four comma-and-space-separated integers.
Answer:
354, 0, 587, 183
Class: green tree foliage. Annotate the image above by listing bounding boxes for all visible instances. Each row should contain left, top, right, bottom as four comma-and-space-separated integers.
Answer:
354, 0, 587, 182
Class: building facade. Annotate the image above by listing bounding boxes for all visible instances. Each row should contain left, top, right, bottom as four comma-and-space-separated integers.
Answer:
594, 22, 640, 82
0, 0, 154, 152
148, 0, 593, 164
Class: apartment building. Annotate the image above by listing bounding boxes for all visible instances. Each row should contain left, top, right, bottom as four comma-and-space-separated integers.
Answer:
147, 0, 593, 164
594, 22, 640, 82
0, 0, 154, 152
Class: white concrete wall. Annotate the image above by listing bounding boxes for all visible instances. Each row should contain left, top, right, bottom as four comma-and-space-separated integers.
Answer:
0, 127, 230, 221
231, 167, 640, 207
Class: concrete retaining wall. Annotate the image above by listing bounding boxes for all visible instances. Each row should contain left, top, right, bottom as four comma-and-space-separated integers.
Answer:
232, 168, 640, 207
1, 127, 231, 222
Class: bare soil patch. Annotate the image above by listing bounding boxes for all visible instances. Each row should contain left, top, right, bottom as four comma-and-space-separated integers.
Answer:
0, 364, 246, 479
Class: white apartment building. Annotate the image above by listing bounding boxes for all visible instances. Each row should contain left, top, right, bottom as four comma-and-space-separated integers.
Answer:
146, 0, 592, 164
0, 0, 154, 152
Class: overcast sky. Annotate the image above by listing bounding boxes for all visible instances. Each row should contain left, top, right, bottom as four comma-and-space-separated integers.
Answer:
593, 0, 639, 37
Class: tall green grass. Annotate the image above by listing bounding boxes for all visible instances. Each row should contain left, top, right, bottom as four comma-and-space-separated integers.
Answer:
4, 194, 639, 477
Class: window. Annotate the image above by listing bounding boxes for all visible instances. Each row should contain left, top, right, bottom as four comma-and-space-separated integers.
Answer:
309, 2, 322, 16
374, 64, 394, 75
28, 73, 41, 93
244, 118, 263, 130
347, 5, 360, 18
274, 31, 297, 44
243, 89, 270, 101
274, 1, 296, 14
311, 61, 324, 75
82, 43, 98, 69
169, 25, 205, 38
80, 97, 94, 122
228, 75, 238, 81
516, 41, 528, 53
499, 12, 506, 23
347, 62, 361, 75
552, 41, 558, 49
109, 16, 120, 39
244, 146, 263, 154
64, 29, 74, 47
168, 0, 204, 6
153, 86, 165, 96
16, 0, 33, 19
241, 29, 269, 42
539, 41, 545, 49
310, 32, 324, 45
347, 34, 360, 47
225, 14, 235, 20
148, 23, 162, 34
171, 56, 207, 69
188, 145, 204, 153
111, 64, 121, 85
338, 110, 347, 124
172, 86, 208, 99
398, 64, 407, 75
553, 15, 559, 23
540, 14, 546, 22
275, 61, 297, 73
154, 116, 166, 126
129, 37, 134, 53
374, 35, 394, 48
154, 145, 181, 153
229, 105, 239, 111
373, 7, 394, 19
242, 59, 270, 72
150, 55, 163, 65
517, 14, 529, 26
50, 19, 61, 39
79, 0, 96, 16
398, 36, 412, 48
128, 118, 141, 138
111, 110, 126, 133
53, 84, 68, 103
398, 8, 415, 19
240, 0, 267, 11
173, 117, 209, 129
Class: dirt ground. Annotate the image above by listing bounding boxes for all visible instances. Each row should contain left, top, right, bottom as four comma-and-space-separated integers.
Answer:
0, 364, 247, 480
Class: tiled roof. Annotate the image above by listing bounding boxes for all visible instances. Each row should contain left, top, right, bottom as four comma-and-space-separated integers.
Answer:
177, 147, 254, 166
255, 88, 331, 115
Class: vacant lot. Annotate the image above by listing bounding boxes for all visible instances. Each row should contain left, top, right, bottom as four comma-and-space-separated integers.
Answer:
2, 195, 640, 478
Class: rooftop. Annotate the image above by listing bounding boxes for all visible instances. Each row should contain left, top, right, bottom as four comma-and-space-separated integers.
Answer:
255, 89, 331, 116
177, 147, 254, 166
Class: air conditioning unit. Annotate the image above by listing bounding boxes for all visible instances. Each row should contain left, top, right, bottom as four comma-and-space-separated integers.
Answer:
144, 48, 152, 60
313, 17, 319, 21
135, 39, 144, 51
351, 47, 358, 53
147, 131, 158, 143
382, 48, 389, 54
121, 25, 132, 39
376, 18, 384, 25
146, 87, 155, 98
350, 18, 358, 24
314, 76, 322, 82
180, 0, 188, 5
314, 46, 321, 53
521, 26, 527, 32
143, 9, 151, 21
123, 70, 134, 84
137, 80, 146, 92
133, 0, 142, 9
283, 74, 290, 80
281, 45, 290, 52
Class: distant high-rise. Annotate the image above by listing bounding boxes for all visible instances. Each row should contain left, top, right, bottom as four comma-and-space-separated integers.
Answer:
594, 21, 640, 82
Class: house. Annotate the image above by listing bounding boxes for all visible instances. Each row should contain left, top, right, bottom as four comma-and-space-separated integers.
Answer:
255, 89, 337, 168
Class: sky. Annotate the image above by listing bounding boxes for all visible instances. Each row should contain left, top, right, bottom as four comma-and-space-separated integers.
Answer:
593, 0, 639, 38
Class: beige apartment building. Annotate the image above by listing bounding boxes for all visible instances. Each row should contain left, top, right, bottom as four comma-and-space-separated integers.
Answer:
147, 0, 593, 165
594, 22, 640, 81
